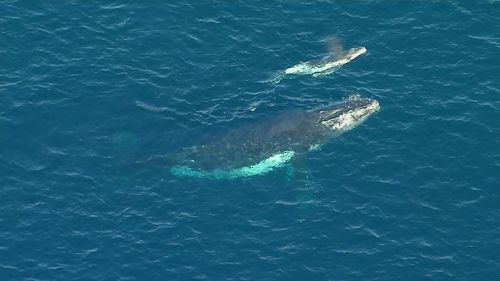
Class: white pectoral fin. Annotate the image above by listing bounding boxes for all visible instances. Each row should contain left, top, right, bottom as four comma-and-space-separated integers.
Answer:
171, 151, 296, 180
238, 150, 295, 177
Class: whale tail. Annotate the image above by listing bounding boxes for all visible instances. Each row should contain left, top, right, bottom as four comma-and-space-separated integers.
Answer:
268, 70, 286, 84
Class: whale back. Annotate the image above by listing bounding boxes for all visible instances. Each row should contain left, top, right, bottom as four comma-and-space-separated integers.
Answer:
173, 109, 325, 171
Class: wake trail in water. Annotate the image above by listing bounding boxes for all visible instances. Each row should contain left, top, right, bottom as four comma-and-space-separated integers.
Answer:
135, 100, 170, 112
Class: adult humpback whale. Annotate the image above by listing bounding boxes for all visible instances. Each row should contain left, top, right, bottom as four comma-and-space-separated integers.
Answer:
271, 44, 367, 83
170, 96, 380, 180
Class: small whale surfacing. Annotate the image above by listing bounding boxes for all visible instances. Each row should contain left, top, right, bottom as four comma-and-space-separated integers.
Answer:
285, 47, 366, 75
170, 96, 380, 180
271, 46, 367, 83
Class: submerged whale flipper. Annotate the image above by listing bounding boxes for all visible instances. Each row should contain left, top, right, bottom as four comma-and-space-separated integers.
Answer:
171, 150, 296, 180
289, 154, 320, 213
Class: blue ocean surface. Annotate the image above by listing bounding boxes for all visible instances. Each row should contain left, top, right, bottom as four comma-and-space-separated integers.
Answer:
1, 1, 499, 280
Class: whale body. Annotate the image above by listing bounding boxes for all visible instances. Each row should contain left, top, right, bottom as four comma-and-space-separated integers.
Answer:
170, 96, 380, 180
285, 47, 366, 75
271, 47, 366, 83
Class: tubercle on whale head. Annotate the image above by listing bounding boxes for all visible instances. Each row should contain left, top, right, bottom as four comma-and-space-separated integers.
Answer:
314, 96, 379, 131
346, 47, 367, 60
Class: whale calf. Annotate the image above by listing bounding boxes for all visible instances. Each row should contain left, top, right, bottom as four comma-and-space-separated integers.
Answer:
170, 96, 380, 180
271, 45, 367, 83
285, 47, 366, 76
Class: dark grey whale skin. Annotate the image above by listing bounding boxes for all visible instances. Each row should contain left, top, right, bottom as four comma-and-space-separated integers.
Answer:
173, 98, 375, 171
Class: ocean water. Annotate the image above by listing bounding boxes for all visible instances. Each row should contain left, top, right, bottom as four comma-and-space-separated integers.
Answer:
1, 1, 499, 280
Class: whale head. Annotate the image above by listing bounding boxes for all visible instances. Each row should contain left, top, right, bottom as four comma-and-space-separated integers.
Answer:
314, 96, 379, 134
346, 47, 367, 60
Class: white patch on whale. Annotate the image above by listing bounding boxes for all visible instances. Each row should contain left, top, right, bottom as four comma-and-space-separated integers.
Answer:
171, 151, 296, 180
